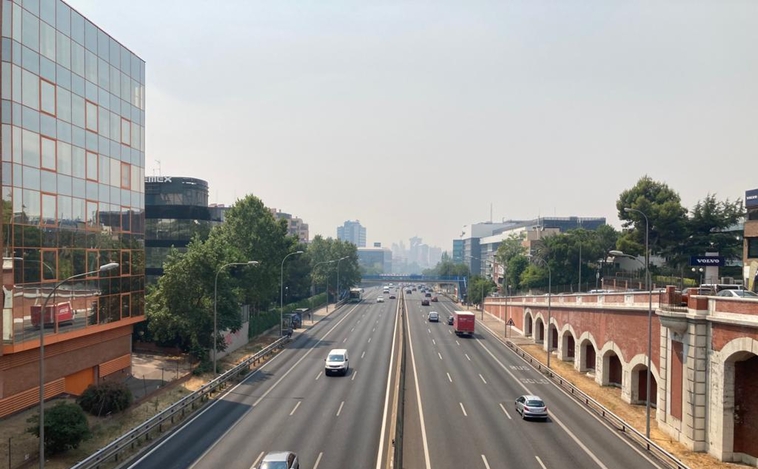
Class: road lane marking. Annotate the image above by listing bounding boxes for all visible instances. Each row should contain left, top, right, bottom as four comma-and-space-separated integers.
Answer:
460, 402, 468, 416
482, 454, 491, 469
432, 339, 436, 345
336, 401, 345, 417
373, 327, 376, 332
375, 296, 401, 469
465, 353, 471, 361
479, 374, 487, 384
447, 372, 452, 383
456, 340, 460, 346
250, 452, 264, 469
315, 371, 322, 380
352, 370, 358, 381
405, 300, 433, 469
428, 328, 431, 333
499, 403, 512, 420
535, 456, 547, 469
438, 352, 443, 360
290, 401, 301, 416
361, 351, 366, 358
343, 338, 347, 343
368, 337, 372, 343
314, 452, 323, 469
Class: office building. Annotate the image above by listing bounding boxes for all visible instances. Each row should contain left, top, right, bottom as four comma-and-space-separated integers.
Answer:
271, 208, 309, 243
357, 247, 392, 274
337, 220, 366, 247
145, 177, 211, 283
0, 0, 146, 417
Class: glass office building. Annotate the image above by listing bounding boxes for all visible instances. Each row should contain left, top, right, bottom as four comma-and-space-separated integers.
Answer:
0, 0, 145, 417
145, 176, 211, 283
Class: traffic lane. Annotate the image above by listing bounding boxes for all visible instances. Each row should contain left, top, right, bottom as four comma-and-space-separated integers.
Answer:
404, 298, 530, 469
131, 302, 367, 469
419, 312, 556, 469
191, 299, 397, 469
466, 327, 661, 469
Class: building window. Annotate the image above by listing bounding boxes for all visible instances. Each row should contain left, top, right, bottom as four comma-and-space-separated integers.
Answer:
86, 151, 97, 180
121, 162, 130, 189
121, 117, 131, 145
41, 136, 56, 170
748, 238, 758, 259
86, 200, 98, 228
85, 100, 98, 132
41, 193, 56, 226
41, 249, 57, 281
40, 79, 56, 116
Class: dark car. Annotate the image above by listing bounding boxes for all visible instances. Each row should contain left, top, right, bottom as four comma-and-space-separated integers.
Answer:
389, 294, 397, 299
421, 299, 430, 306
425, 292, 432, 298
447, 315, 454, 325
406, 289, 412, 294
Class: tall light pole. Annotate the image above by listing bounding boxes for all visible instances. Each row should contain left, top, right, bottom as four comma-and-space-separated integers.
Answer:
336, 256, 348, 304
503, 264, 509, 338
623, 206, 653, 440
280, 251, 304, 337
465, 255, 479, 307
530, 255, 552, 369
214, 260, 259, 375
313, 259, 336, 315
39, 262, 119, 467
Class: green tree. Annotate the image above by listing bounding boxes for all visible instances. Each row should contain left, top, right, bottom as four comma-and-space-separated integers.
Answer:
306, 236, 360, 300
27, 402, 91, 455
683, 194, 744, 265
616, 176, 688, 262
468, 276, 496, 305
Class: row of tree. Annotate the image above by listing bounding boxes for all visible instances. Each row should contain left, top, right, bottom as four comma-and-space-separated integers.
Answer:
142, 195, 361, 361
429, 176, 745, 295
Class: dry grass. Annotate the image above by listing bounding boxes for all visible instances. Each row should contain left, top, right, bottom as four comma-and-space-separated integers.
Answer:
518, 344, 744, 469
0, 336, 278, 469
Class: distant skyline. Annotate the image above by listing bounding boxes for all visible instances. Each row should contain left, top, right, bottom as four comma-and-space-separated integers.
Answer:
69, 1, 757, 250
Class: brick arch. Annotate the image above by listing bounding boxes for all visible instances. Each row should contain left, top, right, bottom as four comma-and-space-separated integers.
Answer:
523, 308, 535, 337
598, 341, 627, 387
624, 353, 660, 406
559, 324, 578, 362
576, 331, 599, 373
531, 311, 547, 343
712, 338, 758, 463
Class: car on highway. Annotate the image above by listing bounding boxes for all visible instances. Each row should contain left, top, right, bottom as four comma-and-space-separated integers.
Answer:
425, 292, 432, 297
421, 298, 430, 306
406, 289, 412, 294
515, 395, 548, 420
377, 296, 384, 303
431, 296, 438, 302
256, 451, 300, 469
428, 311, 439, 322
389, 293, 396, 299
325, 349, 349, 376
447, 315, 454, 325
716, 289, 758, 298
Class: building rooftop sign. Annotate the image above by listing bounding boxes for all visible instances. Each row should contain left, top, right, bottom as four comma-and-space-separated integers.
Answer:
746, 188, 758, 208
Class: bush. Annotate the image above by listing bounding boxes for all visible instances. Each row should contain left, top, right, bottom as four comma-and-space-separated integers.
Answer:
27, 401, 91, 455
76, 381, 134, 416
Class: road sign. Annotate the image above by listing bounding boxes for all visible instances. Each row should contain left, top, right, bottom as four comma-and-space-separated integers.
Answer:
507, 318, 515, 326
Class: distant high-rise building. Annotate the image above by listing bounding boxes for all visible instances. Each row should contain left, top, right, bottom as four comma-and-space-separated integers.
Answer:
337, 220, 366, 247
271, 209, 310, 243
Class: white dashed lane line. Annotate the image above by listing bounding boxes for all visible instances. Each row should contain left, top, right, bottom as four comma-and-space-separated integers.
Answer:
336, 401, 345, 417
447, 372, 452, 383
465, 353, 471, 361
499, 403, 512, 420
479, 374, 487, 384
289, 401, 301, 416
460, 402, 468, 416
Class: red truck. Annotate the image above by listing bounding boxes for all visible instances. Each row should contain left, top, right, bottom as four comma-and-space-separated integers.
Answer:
453, 311, 476, 337
31, 302, 74, 329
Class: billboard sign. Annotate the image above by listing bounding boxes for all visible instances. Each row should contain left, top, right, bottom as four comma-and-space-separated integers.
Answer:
690, 256, 725, 267
747, 188, 758, 208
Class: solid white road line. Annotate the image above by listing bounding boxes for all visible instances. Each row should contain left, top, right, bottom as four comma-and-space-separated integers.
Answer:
290, 401, 301, 416
447, 372, 452, 383
535, 455, 547, 469
336, 401, 345, 417
460, 402, 468, 416
479, 374, 487, 384
406, 301, 433, 469
482, 454, 492, 469
249, 452, 264, 469
499, 403, 512, 420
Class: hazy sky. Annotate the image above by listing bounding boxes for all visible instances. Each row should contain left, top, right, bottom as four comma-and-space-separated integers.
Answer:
68, 1, 758, 250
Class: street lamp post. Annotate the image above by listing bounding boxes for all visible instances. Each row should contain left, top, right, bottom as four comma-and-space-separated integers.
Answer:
313, 259, 336, 315
692, 267, 703, 286
280, 251, 304, 337
464, 255, 479, 308
214, 260, 259, 375
530, 255, 552, 369
623, 206, 653, 440
335, 256, 348, 305
39, 262, 119, 468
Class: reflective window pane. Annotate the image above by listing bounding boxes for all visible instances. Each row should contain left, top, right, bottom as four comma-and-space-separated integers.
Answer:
40, 21, 55, 61
57, 140, 71, 175
72, 145, 84, 178
56, 31, 70, 69
21, 9, 38, 52
41, 193, 56, 225
22, 128, 38, 167
21, 69, 38, 109
85, 100, 97, 131
41, 79, 55, 115
56, 1, 70, 35
41, 135, 55, 170
86, 150, 97, 180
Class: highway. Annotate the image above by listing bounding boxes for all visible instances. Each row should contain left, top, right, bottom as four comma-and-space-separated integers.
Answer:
401, 292, 663, 469
127, 286, 398, 469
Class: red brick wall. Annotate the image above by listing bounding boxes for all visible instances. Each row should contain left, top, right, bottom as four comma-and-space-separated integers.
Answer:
671, 341, 683, 420
734, 355, 758, 455
712, 323, 758, 352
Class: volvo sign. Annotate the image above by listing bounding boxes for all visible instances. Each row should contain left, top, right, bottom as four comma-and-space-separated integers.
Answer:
690, 256, 725, 267
746, 188, 758, 208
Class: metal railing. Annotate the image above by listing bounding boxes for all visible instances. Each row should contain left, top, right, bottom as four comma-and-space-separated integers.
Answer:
504, 341, 691, 469
70, 336, 288, 469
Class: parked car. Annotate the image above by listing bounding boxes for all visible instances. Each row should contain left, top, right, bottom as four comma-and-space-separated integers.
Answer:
716, 290, 758, 298
428, 311, 439, 322
680, 286, 714, 306
256, 451, 300, 469
515, 395, 548, 420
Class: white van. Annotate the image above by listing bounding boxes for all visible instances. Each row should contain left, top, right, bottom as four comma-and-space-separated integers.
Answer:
325, 349, 349, 376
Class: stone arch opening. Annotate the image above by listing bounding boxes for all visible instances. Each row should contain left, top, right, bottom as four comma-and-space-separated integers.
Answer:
560, 330, 576, 362
601, 349, 623, 387
524, 312, 533, 337
548, 322, 558, 354
628, 361, 657, 406
726, 351, 758, 462
579, 338, 596, 372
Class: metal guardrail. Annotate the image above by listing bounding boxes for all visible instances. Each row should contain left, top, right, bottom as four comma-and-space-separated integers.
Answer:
70, 336, 289, 469
504, 341, 691, 469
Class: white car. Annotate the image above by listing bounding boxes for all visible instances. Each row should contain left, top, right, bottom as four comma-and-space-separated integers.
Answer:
428, 311, 439, 322
716, 290, 758, 298
377, 296, 385, 303
325, 349, 349, 376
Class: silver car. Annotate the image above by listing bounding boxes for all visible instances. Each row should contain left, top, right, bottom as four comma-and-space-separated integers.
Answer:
515, 395, 548, 420
256, 451, 299, 469
715, 289, 758, 298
